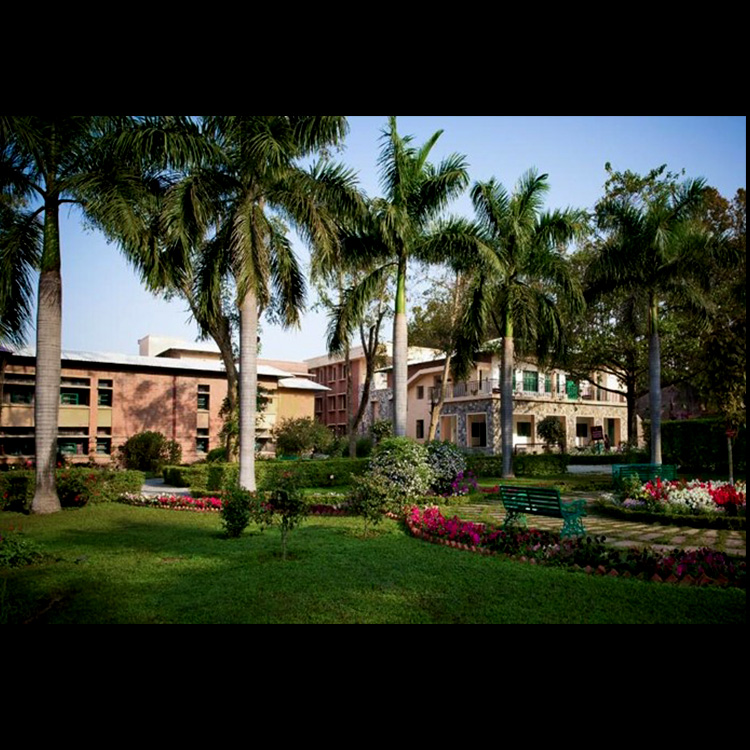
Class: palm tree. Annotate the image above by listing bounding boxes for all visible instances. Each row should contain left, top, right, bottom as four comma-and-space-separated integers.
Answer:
0, 116, 207, 513
160, 116, 361, 491
454, 170, 586, 478
327, 116, 470, 437
587, 176, 708, 463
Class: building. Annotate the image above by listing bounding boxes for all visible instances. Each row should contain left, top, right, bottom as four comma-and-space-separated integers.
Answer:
368, 349, 636, 454
0, 337, 327, 465
304, 344, 440, 436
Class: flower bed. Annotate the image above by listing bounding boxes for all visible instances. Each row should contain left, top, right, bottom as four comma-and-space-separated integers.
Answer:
597, 479, 746, 530
117, 493, 352, 516
406, 505, 745, 588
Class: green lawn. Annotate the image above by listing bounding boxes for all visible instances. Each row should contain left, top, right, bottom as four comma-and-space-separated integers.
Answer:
1, 503, 744, 624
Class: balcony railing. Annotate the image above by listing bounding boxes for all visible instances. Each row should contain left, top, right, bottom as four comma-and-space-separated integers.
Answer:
428, 379, 625, 403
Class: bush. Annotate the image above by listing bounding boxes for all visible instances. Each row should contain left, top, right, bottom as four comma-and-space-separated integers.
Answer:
658, 418, 747, 473
206, 447, 228, 463
1, 469, 144, 511
119, 431, 181, 473
367, 438, 434, 510
425, 441, 467, 495
356, 437, 374, 458
0, 530, 45, 569
371, 419, 393, 443
513, 453, 570, 477
349, 473, 394, 533
273, 417, 335, 457
220, 486, 253, 538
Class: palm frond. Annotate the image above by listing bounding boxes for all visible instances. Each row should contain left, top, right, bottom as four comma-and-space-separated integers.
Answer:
0, 203, 41, 346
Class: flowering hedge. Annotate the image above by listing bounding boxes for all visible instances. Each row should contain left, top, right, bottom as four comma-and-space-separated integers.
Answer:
406, 505, 745, 587
118, 493, 223, 512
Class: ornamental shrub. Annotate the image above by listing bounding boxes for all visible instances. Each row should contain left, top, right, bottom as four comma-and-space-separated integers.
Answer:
536, 416, 566, 453
220, 486, 253, 538
273, 417, 335, 457
367, 437, 434, 509
118, 431, 181, 473
425, 440, 467, 495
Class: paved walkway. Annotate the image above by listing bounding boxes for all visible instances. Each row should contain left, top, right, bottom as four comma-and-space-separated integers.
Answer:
141, 479, 746, 558
451, 493, 746, 558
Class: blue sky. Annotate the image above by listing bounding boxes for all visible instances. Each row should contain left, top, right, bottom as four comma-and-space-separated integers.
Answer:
47, 115, 746, 362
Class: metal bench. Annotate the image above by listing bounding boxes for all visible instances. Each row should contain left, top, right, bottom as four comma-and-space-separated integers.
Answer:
612, 464, 677, 488
498, 485, 587, 539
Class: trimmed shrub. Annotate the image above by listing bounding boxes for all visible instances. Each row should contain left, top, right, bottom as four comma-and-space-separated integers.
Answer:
119, 431, 181, 473
513, 453, 570, 476
220, 486, 253, 538
273, 417, 335, 457
1, 468, 144, 511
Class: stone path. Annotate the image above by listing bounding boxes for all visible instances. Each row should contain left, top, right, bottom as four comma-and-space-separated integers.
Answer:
451, 494, 746, 558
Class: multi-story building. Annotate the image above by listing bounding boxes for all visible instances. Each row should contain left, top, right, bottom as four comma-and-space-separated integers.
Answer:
305, 344, 440, 437
0, 336, 327, 465
368, 350, 636, 454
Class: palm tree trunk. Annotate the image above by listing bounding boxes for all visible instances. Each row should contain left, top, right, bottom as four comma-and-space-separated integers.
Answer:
392, 257, 408, 437
501, 319, 515, 478
648, 293, 662, 464
238, 288, 258, 491
31, 200, 62, 514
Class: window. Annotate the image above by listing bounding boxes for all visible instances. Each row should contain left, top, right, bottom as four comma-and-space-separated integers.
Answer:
9, 390, 33, 405
522, 370, 539, 393
60, 392, 79, 405
97, 379, 113, 407
197, 384, 210, 410
416, 385, 424, 400
416, 419, 425, 439
544, 374, 552, 393
516, 421, 532, 438
576, 422, 588, 438
196, 427, 209, 453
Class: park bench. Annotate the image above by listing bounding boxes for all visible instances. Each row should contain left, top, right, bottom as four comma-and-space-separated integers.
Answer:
612, 464, 677, 489
498, 485, 587, 539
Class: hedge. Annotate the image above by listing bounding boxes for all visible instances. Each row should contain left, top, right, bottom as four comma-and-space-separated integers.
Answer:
465, 453, 571, 477
1, 468, 145, 512
163, 458, 370, 492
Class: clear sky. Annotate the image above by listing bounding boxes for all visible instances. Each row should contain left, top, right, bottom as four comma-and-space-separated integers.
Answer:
43, 116, 746, 362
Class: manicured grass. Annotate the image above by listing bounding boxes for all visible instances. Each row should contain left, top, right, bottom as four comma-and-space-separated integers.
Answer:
1, 504, 744, 624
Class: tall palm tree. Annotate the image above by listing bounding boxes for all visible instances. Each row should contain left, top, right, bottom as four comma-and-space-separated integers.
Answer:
0, 116, 207, 513
327, 116, 470, 437
161, 116, 361, 491
454, 170, 586, 478
587, 176, 708, 463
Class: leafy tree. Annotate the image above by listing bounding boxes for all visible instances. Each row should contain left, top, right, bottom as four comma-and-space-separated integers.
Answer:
454, 170, 586, 477
328, 116, 472, 437
587, 164, 712, 463
536, 415, 566, 453
408, 270, 470, 440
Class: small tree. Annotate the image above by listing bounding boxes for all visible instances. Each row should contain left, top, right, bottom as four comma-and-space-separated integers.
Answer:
537, 416, 566, 454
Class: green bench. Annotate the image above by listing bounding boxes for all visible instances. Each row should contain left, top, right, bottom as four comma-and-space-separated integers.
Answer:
612, 464, 677, 488
498, 485, 587, 539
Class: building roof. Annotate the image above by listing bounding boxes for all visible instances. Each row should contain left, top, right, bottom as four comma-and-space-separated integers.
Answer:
7, 346, 321, 384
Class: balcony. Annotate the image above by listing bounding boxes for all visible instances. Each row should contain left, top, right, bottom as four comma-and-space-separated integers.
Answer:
429, 379, 498, 402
